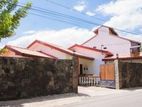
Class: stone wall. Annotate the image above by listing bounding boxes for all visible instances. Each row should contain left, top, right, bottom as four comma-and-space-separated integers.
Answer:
119, 61, 142, 88
0, 57, 78, 101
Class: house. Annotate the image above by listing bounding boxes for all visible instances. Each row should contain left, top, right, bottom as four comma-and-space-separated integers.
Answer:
69, 25, 141, 76
27, 40, 94, 60
1, 45, 52, 58
82, 25, 141, 57
27, 40, 113, 76
27, 40, 95, 75
69, 44, 112, 75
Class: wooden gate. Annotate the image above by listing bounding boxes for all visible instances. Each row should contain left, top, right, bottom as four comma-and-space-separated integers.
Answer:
100, 64, 115, 88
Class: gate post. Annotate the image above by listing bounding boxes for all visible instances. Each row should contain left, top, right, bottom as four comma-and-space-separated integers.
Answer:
114, 59, 120, 89
72, 56, 78, 93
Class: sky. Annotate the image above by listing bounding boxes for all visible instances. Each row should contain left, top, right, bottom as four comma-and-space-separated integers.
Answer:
0, 0, 142, 48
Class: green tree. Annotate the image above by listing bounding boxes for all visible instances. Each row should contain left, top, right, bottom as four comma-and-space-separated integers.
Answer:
0, 0, 31, 40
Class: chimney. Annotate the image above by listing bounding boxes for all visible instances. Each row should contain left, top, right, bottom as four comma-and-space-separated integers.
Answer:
95, 26, 110, 36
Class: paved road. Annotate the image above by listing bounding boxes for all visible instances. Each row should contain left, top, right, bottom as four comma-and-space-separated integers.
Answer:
1, 87, 142, 107
63, 89, 142, 107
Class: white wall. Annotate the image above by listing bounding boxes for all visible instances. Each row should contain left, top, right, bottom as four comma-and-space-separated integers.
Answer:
83, 27, 131, 57
79, 58, 93, 74
28, 42, 73, 59
73, 46, 105, 75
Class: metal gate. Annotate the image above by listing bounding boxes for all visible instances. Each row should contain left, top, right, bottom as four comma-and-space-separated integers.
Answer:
100, 64, 115, 88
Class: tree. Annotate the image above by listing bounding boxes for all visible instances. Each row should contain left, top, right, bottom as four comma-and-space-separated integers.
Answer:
0, 0, 32, 40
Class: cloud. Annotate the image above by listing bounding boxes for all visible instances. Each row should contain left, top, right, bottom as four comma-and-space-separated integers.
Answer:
73, 1, 86, 12
97, 0, 142, 30
85, 11, 95, 16
2, 27, 142, 50
73, 1, 96, 17
6, 28, 94, 48
23, 30, 36, 35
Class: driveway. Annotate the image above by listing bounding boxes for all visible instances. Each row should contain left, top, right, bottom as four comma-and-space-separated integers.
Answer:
0, 86, 142, 107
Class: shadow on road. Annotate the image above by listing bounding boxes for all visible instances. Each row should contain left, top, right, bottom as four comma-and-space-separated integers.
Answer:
122, 87, 142, 91
0, 93, 88, 107
0, 104, 23, 107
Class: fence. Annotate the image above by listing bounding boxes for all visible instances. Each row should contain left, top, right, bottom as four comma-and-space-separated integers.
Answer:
78, 75, 97, 86
119, 61, 142, 88
0, 57, 78, 101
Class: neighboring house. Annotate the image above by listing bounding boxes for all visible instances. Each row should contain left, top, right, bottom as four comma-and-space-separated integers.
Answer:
82, 26, 141, 57
27, 40, 94, 60
69, 44, 112, 75
103, 52, 142, 64
1, 45, 52, 58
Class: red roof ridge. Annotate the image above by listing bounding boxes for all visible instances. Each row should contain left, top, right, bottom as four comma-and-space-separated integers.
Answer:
6, 45, 34, 51
103, 56, 142, 61
27, 39, 74, 55
69, 44, 113, 57
27, 40, 94, 60
81, 35, 97, 45
5, 45, 52, 58
113, 36, 141, 44
5, 45, 24, 49
38, 51, 58, 59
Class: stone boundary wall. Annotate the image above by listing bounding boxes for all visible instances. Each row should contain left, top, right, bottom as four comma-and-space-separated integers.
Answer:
0, 57, 78, 101
118, 61, 142, 88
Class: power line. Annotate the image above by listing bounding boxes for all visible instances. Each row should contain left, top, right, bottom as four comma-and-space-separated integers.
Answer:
26, 12, 142, 46
18, 4, 141, 36
46, 0, 106, 22
17, 4, 102, 26
46, 0, 71, 10
45, 0, 141, 36
29, 12, 83, 27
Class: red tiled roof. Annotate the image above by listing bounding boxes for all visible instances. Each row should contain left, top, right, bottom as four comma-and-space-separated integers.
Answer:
38, 51, 58, 59
74, 52, 94, 60
5, 45, 55, 58
0, 55, 27, 58
27, 40, 94, 60
103, 53, 142, 61
113, 36, 141, 44
69, 44, 113, 57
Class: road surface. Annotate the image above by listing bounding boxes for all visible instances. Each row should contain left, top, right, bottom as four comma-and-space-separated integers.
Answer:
64, 88, 142, 107
1, 87, 142, 107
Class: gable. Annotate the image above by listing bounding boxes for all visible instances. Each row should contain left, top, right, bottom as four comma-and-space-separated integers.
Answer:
27, 41, 72, 59
69, 44, 113, 58
82, 26, 140, 46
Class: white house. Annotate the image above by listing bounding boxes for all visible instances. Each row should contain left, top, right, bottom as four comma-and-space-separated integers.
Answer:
69, 44, 112, 75
69, 25, 141, 76
82, 26, 141, 57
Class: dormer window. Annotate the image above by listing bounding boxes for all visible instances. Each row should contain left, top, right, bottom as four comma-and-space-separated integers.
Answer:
103, 47, 107, 49
93, 46, 96, 48
101, 45, 107, 50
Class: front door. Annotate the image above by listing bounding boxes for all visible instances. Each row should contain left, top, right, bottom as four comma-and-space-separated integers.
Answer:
80, 64, 83, 75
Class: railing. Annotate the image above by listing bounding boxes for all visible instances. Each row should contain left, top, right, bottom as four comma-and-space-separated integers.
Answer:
78, 74, 98, 86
